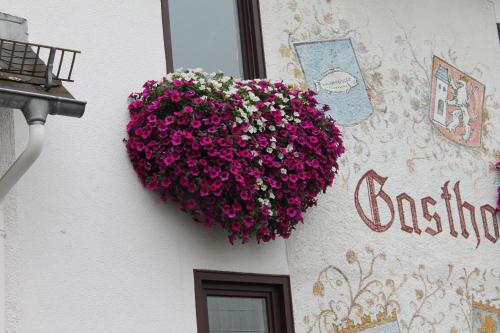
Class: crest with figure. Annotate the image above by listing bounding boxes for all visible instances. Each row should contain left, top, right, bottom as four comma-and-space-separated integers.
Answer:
472, 302, 499, 333
429, 56, 485, 147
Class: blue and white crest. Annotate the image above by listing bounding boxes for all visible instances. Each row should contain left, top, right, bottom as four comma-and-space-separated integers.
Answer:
294, 39, 373, 126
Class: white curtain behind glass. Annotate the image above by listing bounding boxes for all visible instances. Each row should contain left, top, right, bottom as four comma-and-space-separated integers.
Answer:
207, 296, 269, 333
169, 0, 243, 78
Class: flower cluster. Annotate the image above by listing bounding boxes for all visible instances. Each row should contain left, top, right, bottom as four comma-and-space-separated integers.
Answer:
125, 69, 344, 243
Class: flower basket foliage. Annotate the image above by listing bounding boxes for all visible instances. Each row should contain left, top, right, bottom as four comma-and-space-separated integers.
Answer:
125, 69, 345, 243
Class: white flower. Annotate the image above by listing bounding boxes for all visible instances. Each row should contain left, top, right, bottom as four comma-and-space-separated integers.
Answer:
257, 198, 270, 205
280, 168, 287, 174
241, 134, 250, 141
269, 125, 276, 131
236, 117, 243, 124
270, 137, 276, 142
266, 147, 273, 153
249, 93, 260, 102
247, 126, 257, 134
278, 153, 284, 159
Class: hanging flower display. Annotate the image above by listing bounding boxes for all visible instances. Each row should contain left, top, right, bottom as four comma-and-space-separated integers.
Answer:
125, 69, 344, 243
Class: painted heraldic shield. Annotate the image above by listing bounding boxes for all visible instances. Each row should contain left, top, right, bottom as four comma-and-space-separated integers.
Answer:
429, 56, 485, 147
294, 39, 374, 126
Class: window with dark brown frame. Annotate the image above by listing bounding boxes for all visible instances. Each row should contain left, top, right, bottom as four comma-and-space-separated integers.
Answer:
160, 0, 266, 79
194, 270, 295, 333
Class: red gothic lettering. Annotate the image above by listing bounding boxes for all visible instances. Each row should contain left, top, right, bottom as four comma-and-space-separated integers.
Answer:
397, 193, 421, 234
354, 169, 395, 232
441, 181, 458, 238
421, 196, 442, 236
354, 169, 496, 248
453, 181, 480, 248
480, 204, 499, 244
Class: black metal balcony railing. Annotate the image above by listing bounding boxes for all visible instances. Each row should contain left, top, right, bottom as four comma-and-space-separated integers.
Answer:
0, 38, 80, 90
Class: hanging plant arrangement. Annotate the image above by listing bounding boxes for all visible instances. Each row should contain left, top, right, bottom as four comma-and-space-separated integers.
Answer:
125, 69, 345, 243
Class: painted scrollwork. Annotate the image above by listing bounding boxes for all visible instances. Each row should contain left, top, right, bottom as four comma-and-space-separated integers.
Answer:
304, 248, 405, 332
305, 250, 499, 333
278, 0, 389, 189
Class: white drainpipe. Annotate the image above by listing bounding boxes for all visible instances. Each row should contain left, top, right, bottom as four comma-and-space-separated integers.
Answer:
0, 90, 85, 202
0, 122, 45, 202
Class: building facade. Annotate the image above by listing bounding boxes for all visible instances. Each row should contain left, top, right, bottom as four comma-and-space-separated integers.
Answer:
0, 0, 499, 332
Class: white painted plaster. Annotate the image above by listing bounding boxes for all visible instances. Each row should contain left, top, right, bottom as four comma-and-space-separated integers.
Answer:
0, 13, 28, 333
0, 2, 289, 332
495, 0, 500, 22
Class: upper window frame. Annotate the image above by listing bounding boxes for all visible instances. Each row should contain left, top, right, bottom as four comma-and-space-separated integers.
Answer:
193, 270, 295, 333
160, 0, 267, 79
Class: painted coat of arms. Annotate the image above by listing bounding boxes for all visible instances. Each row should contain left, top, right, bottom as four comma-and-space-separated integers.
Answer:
338, 311, 400, 333
472, 302, 500, 333
294, 39, 373, 126
429, 56, 485, 147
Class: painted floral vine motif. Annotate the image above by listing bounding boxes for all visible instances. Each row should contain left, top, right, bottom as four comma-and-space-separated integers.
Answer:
278, 0, 389, 189
305, 250, 500, 333
449, 267, 500, 333
278, 0, 500, 190
389, 27, 500, 189
304, 247, 406, 332
398, 264, 450, 333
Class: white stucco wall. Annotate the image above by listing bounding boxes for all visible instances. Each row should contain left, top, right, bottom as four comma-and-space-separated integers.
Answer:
0, 13, 28, 333
495, 0, 500, 21
0, 2, 289, 333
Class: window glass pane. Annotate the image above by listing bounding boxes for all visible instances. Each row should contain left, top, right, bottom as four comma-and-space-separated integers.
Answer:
169, 0, 243, 77
207, 296, 269, 333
